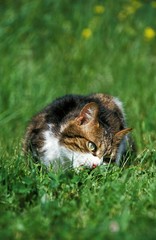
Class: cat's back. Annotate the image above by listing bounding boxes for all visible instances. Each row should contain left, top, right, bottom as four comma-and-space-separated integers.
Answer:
23, 94, 85, 153
38, 93, 118, 126
43, 94, 86, 125
23, 93, 127, 158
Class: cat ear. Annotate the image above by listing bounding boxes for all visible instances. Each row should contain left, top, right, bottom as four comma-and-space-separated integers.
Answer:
76, 102, 99, 125
113, 128, 132, 144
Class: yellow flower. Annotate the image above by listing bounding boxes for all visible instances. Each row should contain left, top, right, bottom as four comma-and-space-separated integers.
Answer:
81, 28, 92, 39
126, 6, 136, 15
144, 27, 156, 40
151, 1, 156, 8
118, 1, 142, 21
94, 5, 105, 14
131, 0, 142, 10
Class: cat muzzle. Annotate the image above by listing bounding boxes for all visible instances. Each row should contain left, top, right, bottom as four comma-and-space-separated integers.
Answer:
92, 163, 98, 169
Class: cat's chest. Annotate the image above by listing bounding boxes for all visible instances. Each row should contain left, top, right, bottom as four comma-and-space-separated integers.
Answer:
40, 127, 73, 166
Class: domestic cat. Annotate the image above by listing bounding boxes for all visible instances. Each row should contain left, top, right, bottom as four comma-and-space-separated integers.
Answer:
24, 93, 134, 170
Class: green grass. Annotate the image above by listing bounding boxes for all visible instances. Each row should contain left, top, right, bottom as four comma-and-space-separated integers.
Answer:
0, 0, 156, 239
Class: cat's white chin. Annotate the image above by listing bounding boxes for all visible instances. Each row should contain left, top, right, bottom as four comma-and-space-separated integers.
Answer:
72, 152, 103, 169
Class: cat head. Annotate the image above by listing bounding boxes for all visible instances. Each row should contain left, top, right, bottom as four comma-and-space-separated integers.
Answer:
59, 102, 132, 169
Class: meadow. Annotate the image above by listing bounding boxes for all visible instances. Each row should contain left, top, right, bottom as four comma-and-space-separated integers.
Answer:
0, 0, 156, 239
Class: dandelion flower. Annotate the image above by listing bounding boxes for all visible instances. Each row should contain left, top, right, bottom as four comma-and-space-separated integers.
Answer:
144, 27, 156, 40
82, 28, 92, 39
151, 1, 156, 8
126, 6, 136, 15
94, 5, 105, 14
118, 1, 142, 21
131, 0, 142, 10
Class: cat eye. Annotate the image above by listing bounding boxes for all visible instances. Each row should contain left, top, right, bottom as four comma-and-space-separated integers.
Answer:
87, 141, 97, 152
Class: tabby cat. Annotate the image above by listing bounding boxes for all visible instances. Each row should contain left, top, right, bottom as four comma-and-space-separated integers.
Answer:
24, 93, 134, 169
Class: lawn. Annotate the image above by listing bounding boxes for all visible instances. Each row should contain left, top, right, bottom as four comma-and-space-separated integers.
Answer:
0, 0, 156, 239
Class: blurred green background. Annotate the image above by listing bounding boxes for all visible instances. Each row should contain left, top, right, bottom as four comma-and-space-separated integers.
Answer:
0, 1, 156, 239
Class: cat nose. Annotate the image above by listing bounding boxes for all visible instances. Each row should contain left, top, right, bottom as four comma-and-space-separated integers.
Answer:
92, 164, 97, 169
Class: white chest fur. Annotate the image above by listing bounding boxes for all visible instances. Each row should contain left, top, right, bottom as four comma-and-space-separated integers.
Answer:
40, 128, 73, 167
41, 129, 60, 165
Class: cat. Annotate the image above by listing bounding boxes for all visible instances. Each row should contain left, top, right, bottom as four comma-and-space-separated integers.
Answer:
23, 93, 134, 170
